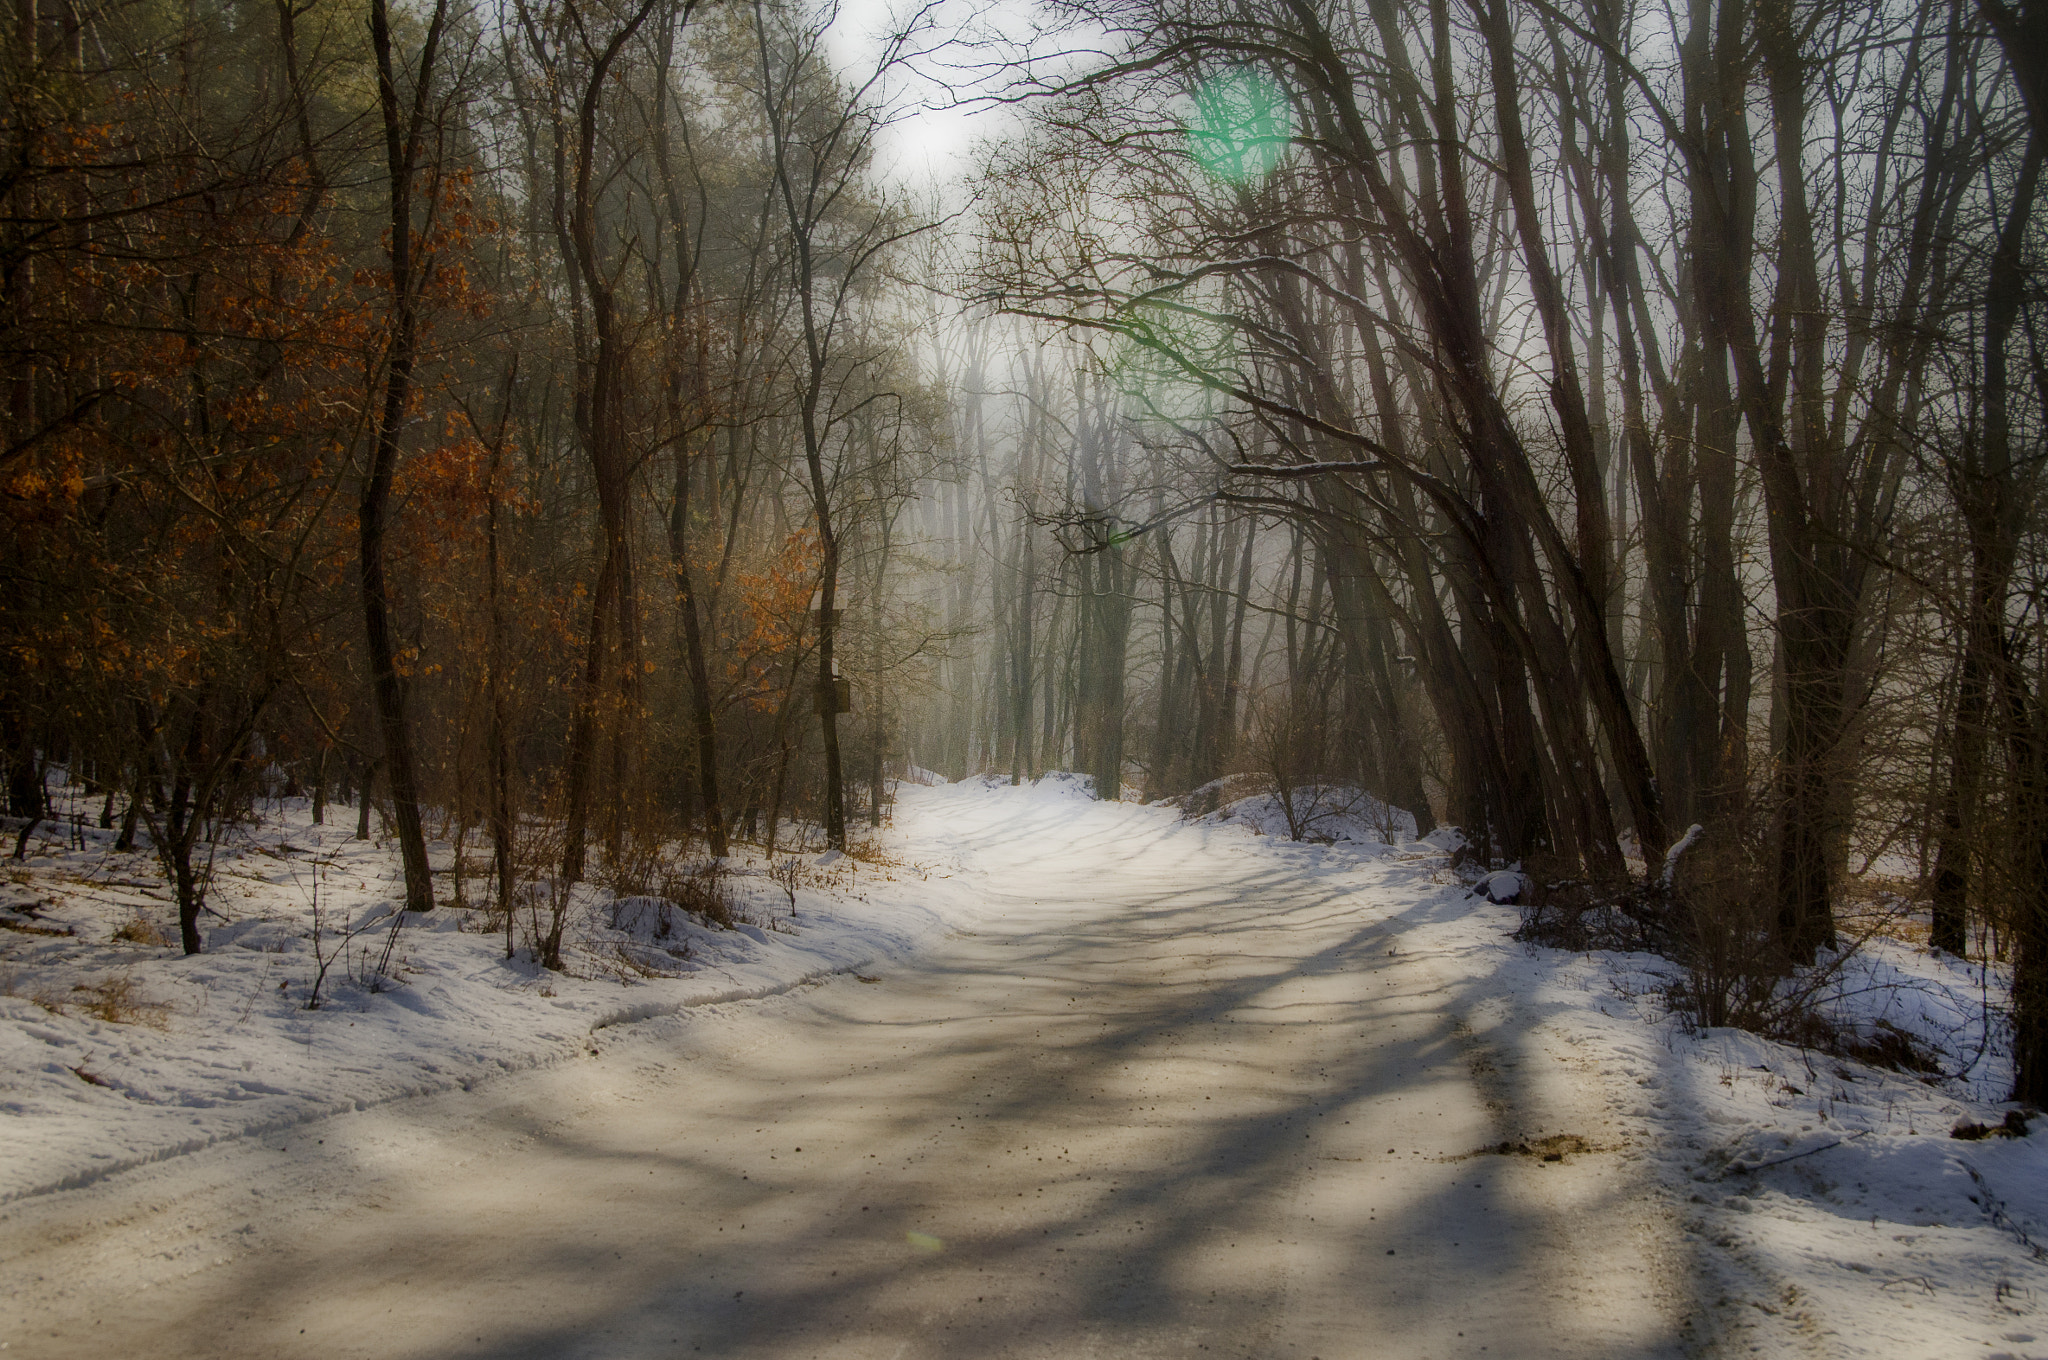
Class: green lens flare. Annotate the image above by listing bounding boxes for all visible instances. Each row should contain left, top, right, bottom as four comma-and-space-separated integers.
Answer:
1186, 68, 1294, 184
1108, 306, 1233, 424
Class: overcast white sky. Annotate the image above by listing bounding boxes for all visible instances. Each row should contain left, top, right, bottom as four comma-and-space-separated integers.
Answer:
822, 0, 1057, 196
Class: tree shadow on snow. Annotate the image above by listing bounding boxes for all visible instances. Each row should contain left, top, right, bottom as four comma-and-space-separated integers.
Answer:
143, 831, 1708, 1360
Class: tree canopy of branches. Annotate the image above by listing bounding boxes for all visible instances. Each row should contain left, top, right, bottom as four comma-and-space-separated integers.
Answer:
0, 0, 936, 951
939, 0, 2048, 1095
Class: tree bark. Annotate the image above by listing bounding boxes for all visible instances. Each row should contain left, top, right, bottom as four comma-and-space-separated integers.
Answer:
361, 0, 450, 914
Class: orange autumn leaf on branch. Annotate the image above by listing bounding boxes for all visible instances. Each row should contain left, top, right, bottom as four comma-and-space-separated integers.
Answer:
722, 530, 822, 711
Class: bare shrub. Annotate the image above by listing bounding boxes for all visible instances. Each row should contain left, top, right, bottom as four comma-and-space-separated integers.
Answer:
661, 858, 737, 930
456, 907, 501, 934
1515, 873, 1666, 953
1664, 844, 1785, 1032
1246, 689, 1357, 840
768, 857, 804, 917
609, 895, 678, 939
304, 866, 383, 1009
600, 825, 673, 900
1838, 1020, 1942, 1074
586, 859, 734, 975
501, 817, 576, 970
1170, 773, 1266, 820
1510, 820, 1950, 1075
1659, 834, 1946, 1074
533, 875, 574, 971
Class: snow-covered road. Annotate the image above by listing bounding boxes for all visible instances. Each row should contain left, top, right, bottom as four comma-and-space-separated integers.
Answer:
2, 783, 1694, 1358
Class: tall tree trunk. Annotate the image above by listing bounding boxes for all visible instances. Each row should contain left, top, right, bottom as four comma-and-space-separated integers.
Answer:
551, 0, 664, 883
361, 0, 451, 914
670, 454, 728, 857
647, 15, 728, 859
484, 392, 518, 941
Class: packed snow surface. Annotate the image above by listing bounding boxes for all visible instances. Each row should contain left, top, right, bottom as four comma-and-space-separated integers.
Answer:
0, 776, 2042, 1358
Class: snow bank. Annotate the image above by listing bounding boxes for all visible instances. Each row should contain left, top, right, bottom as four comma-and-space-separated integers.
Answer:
0, 799, 978, 1204
1414, 878, 2047, 1357
1199, 783, 1417, 844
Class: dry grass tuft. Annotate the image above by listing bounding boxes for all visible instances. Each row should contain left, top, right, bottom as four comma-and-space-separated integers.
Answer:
69, 976, 171, 1029
112, 914, 170, 947
843, 835, 904, 869
27, 986, 70, 1016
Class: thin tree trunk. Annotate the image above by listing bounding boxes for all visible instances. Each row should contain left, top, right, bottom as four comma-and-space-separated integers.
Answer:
361, 0, 449, 914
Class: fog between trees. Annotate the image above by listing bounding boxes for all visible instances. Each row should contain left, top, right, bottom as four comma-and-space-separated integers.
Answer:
4, 0, 2047, 1092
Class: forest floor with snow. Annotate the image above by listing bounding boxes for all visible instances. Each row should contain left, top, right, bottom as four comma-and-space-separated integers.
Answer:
0, 791, 963, 1204
0, 776, 2043, 1358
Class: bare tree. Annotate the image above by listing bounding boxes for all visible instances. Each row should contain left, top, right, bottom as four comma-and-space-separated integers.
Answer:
748, 0, 932, 848
362, 0, 456, 914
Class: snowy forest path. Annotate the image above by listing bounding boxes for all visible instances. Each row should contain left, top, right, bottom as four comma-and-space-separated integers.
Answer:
1, 783, 1697, 1358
